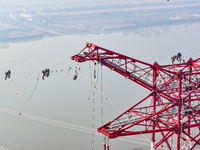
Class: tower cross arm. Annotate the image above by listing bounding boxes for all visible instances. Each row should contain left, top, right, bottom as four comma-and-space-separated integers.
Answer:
71, 42, 176, 91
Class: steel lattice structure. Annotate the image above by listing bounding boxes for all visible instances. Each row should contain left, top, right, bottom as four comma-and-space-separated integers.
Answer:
71, 43, 200, 150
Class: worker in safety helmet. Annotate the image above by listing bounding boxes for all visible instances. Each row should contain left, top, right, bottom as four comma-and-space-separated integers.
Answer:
5, 70, 11, 80
176, 52, 182, 62
42, 68, 50, 80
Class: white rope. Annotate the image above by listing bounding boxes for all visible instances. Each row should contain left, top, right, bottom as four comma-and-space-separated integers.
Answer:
92, 88, 95, 150
12, 71, 35, 75
100, 63, 104, 149
10, 72, 40, 102
88, 62, 93, 100
100, 64, 103, 125
10, 68, 68, 75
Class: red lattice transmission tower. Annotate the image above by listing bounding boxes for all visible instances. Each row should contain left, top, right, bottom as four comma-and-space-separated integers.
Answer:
71, 43, 200, 150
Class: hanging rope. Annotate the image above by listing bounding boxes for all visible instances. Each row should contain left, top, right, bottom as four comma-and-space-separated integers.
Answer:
91, 63, 95, 150
10, 72, 41, 102
100, 64, 103, 125
100, 62, 105, 150
87, 62, 93, 100
50, 67, 71, 80
92, 87, 95, 150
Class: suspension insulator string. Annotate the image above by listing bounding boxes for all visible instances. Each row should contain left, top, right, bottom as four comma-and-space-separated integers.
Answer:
91, 63, 95, 150
100, 62, 105, 150
100, 63, 103, 126
103, 136, 106, 150
106, 137, 110, 150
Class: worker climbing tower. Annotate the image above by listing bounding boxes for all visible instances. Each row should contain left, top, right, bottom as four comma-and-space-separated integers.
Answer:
71, 42, 200, 150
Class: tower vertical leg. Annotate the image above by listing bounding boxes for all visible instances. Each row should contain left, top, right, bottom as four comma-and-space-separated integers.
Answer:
187, 66, 192, 149
177, 133, 180, 150
177, 71, 183, 150
152, 65, 157, 149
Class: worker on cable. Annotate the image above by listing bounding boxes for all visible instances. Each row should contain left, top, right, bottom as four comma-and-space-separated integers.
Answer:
176, 52, 182, 62
73, 65, 80, 80
171, 52, 182, 64
5, 70, 11, 80
42, 68, 50, 80
171, 55, 176, 64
